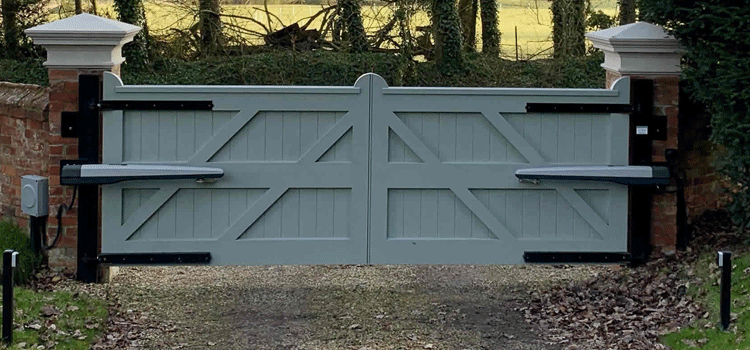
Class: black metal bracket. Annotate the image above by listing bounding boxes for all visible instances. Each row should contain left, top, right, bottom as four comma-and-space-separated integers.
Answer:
523, 252, 631, 263
98, 253, 212, 265
99, 100, 214, 111
526, 103, 633, 114
61, 111, 78, 138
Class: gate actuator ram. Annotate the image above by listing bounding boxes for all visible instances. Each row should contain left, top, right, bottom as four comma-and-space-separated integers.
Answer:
61, 164, 224, 185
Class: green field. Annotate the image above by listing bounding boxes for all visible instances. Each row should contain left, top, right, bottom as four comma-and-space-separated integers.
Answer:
52, 0, 616, 58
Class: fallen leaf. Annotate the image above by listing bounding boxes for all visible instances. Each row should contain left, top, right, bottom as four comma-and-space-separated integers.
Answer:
349, 324, 361, 330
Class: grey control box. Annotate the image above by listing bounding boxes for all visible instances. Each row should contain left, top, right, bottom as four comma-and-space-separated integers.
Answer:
21, 175, 49, 217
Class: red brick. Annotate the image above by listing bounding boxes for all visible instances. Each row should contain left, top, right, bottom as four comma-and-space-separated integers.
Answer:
48, 69, 79, 82
49, 145, 64, 156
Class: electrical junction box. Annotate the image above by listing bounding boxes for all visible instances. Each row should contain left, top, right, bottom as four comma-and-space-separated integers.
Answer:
21, 175, 49, 217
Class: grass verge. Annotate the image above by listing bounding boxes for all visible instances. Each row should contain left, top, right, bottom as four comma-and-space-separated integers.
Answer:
1, 287, 108, 349
662, 250, 750, 350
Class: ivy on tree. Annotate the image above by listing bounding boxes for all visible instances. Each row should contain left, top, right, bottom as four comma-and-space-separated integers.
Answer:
113, 0, 149, 66
552, 0, 585, 58
432, 0, 464, 74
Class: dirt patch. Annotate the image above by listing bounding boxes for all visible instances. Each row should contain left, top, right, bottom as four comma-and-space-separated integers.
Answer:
107, 264, 603, 349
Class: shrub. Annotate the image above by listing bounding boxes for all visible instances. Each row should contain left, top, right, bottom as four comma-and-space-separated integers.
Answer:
0, 221, 41, 285
641, 0, 750, 231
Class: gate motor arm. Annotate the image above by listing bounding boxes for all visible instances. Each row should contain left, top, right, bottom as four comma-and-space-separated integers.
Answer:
61, 164, 224, 185
514, 165, 670, 186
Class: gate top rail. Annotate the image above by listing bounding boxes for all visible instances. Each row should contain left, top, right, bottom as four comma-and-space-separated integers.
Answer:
103, 72, 630, 106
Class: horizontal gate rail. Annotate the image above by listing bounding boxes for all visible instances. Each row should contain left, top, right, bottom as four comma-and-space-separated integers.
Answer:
523, 252, 631, 263
99, 100, 214, 110
98, 253, 212, 264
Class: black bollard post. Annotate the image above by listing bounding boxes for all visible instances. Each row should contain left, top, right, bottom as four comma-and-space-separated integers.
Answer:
2, 250, 17, 344
718, 250, 732, 331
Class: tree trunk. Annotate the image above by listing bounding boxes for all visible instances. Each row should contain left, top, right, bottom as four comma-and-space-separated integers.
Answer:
199, 0, 221, 54
551, 0, 585, 58
432, 0, 464, 74
91, 0, 98, 15
339, 0, 368, 53
1, 0, 19, 57
113, 0, 149, 65
480, 0, 499, 56
457, 0, 476, 51
618, 0, 636, 25
75, 0, 82, 13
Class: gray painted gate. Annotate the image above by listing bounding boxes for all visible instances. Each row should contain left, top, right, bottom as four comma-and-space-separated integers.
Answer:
101, 72, 631, 265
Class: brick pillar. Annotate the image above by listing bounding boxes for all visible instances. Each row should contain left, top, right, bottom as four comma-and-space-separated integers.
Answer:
25, 14, 140, 272
587, 22, 684, 254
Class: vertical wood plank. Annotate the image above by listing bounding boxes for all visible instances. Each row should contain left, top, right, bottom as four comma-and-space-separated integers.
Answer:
263, 192, 283, 238
455, 113, 473, 162
522, 191, 540, 238
157, 192, 176, 238
540, 116, 558, 163
574, 115, 593, 163
140, 111, 159, 162
505, 190, 523, 237
489, 190, 506, 238
176, 111, 196, 161
470, 190, 490, 238
300, 112, 319, 160
193, 190, 212, 238
420, 190, 438, 238
211, 190, 229, 238
283, 112, 301, 161
195, 111, 213, 160
299, 189, 317, 237
123, 111, 141, 162
243, 112, 264, 161
437, 190, 455, 237
557, 116, 576, 163
315, 190, 334, 237
439, 113, 456, 162
472, 114, 490, 161
159, 111, 178, 162
402, 190, 421, 237
523, 114, 542, 162
229, 190, 248, 225
591, 117, 608, 164
389, 129, 405, 162
333, 189, 349, 238
174, 189, 195, 238
489, 124, 507, 163
265, 112, 283, 161
421, 114, 440, 161
556, 193, 574, 239
281, 189, 300, 238
388, 190, 404, 238
454, 190, 472, 238
539, 191, 557, 237
317, 112, 336, 162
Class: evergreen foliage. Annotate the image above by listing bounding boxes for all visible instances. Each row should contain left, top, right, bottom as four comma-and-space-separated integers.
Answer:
113, 0, 149, 66
479, 0, 499, 56
0, 0, 48, 58
551, 0, 585, 58
431, 0, 464, 74
641, 0, 750, 230
0, 221, 41, 285
339, 0, 368, 53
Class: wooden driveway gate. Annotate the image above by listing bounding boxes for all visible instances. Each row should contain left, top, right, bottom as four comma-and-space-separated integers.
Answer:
98, 72, 634, 265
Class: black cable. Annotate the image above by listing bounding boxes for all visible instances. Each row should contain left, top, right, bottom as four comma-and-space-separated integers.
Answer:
46, 185, 78, 250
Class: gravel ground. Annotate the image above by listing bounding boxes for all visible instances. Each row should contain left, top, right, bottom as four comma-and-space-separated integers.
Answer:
106, 264, 607, 349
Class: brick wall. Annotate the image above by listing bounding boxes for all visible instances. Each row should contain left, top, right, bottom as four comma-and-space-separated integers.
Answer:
0, 82, 50, 228
0, 76, 80, 271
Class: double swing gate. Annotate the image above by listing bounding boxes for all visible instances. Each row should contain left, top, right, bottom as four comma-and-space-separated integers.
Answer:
62, 72, 669, 269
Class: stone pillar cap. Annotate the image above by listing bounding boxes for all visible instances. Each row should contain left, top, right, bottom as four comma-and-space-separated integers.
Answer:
586, 22, 685, 76
25, 13, 141, 69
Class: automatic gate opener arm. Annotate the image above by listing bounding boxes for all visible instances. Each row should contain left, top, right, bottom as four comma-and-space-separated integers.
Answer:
61, 164, 224, 185
514, 165, 670, 186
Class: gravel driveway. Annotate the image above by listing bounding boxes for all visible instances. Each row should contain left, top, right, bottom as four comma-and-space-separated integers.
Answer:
108, 264, 605, 349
